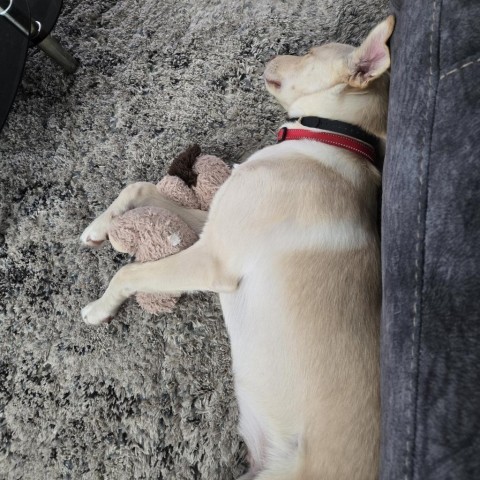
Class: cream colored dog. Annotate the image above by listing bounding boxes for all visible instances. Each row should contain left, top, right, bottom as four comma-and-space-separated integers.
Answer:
80, 16, 394, 480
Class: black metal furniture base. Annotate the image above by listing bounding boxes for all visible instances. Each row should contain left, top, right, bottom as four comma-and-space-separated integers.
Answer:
0, 0, 78, 130
0, 0, 28, 131
28, 0, 63, 45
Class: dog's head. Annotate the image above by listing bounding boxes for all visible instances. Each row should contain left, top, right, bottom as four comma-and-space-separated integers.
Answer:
264, 16, 395, 138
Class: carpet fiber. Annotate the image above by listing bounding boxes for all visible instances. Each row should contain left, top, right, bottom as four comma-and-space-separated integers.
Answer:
0, 1, 387, 478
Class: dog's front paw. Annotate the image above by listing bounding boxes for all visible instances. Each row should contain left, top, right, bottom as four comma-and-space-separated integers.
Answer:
80, 214, 111, 248
81, 299, 116, 325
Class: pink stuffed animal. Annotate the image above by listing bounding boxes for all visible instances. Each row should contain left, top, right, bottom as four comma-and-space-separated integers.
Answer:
108, 145, 230, 314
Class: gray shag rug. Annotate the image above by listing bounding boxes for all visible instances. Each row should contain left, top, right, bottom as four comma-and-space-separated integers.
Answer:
0, 0, 388, 478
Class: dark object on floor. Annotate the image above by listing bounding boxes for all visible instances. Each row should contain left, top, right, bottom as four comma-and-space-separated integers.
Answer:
0, 0, 78, 131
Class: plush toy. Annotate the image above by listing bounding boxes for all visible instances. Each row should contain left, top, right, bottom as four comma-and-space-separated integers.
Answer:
108, 144, 231, 314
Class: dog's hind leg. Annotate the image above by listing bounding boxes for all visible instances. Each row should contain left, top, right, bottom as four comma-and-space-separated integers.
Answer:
81, 182, 207, 247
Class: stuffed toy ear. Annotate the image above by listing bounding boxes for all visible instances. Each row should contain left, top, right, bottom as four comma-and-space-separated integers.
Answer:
347, 15, 395, 88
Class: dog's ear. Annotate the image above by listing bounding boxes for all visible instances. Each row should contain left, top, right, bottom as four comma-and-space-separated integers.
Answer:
347, 15, 395, 89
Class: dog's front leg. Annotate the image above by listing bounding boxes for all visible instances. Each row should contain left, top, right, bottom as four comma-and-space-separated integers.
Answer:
81, 242, 238, 325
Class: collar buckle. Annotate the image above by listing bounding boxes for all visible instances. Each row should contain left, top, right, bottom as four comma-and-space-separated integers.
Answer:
277, 126, 288, 143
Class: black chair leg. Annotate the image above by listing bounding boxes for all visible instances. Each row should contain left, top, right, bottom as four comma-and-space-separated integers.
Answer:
37, 33, 78, 73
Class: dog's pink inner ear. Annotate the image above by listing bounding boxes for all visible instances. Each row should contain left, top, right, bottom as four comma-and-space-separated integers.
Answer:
348, 16, 395, 88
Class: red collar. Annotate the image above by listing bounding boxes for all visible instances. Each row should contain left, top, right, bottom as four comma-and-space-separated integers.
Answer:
277, 126, 377, 165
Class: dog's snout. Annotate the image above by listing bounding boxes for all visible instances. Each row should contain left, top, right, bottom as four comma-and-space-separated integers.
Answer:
264, 58, 282, 89
264, 57, 277, 76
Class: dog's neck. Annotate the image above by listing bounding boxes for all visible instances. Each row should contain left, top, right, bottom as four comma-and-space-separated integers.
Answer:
277, 117, 379, 166
286, 78, 389, 140
282, 116, 380, 144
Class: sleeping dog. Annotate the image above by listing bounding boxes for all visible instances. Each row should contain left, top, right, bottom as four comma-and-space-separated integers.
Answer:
81, 16, 394, 480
